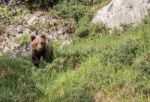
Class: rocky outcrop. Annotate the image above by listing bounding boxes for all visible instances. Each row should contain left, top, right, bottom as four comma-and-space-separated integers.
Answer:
0, 6, 74, 56
92, 0, 150, 29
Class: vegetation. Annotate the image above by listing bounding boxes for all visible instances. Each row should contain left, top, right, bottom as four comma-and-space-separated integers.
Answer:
0, 6, 29, 25
0, 0, 150, 102
15, 33, 30, 45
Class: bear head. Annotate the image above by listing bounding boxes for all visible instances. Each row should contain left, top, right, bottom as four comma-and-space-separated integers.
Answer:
30, 34, 46, 52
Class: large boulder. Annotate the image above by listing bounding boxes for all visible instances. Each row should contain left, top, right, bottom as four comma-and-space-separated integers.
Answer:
92, 0, 150, 29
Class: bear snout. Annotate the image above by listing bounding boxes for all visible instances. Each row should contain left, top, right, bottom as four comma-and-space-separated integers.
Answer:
37, 47, 43, 51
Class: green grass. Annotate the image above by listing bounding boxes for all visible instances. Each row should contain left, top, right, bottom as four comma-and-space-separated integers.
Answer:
0, 6, 29, 25
15, 33, 30, 46
1, 21, 150, 101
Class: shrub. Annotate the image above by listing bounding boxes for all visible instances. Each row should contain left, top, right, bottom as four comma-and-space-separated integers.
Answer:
75, 15, 107, 38
112, 40, 139, 66
133, 52, 150, 75
0, 25, 6, 35
29, 22, 49, 32
21, 0, 60, 9
15, 33, 30, 45
75, 15, 91, 37
74, 0, 106, 6
54, 1, 89, 22
53, 0, 108, 38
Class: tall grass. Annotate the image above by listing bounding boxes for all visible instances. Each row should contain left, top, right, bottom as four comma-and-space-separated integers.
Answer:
1, 20, 150, 101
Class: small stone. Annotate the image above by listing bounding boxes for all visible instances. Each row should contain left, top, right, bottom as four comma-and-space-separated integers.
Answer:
27, 16, 38, 25
3, 46, 10, 53
16, 25, 23, 34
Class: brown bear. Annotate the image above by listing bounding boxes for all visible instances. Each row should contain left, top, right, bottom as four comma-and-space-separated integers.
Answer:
30, 34, 53, 67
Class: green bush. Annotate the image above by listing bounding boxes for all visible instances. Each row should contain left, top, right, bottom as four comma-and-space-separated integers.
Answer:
15, 33, 30, 46
74, 0, 106, 6
0, 25, 6, 35
21, 0, 60, 9
53, 0, 108, 38
75, 15, 107, 38
21, 0, 103, 9
133, 52, 150, 75
29, 22, 49, 32
75, 15, 91, 37
54, 1, 89, 22
112, 39, 139, 66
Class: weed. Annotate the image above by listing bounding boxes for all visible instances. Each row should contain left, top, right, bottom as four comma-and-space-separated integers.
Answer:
29, 22, 49, 32
15, 33, 30, 46
0, 56, 43, 102
54, 1, 89, 22
112, 39, 139, 66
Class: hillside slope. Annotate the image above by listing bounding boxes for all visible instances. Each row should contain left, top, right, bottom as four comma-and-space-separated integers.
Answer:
0, 0, 150, 102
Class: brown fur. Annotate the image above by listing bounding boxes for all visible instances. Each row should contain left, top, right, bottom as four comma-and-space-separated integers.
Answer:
31, 34, 53, 67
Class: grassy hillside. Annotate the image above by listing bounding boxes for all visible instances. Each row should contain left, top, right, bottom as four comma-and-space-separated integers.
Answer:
0, 0, 150, 102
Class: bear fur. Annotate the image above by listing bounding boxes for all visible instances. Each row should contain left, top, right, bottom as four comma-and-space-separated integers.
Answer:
30, 34, 53, 67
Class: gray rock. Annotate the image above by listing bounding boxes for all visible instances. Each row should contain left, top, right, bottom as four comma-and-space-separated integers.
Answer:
26, 11, 44, 25
16, 25, 23, 34
8, 25, 29, 36
92, 0, 150, 29
39, 15, 49, 23
1, 9, 74, 56
27, 16, 39, 25
3, 46, 9, 53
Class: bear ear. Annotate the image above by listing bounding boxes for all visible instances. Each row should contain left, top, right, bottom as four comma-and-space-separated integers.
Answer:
31, 35, 36, 41
41, 34, 46, 40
